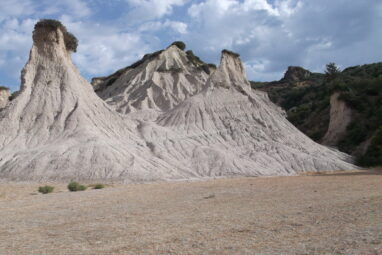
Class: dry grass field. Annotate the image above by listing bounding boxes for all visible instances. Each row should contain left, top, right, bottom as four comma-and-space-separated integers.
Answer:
0, 169, 381, 255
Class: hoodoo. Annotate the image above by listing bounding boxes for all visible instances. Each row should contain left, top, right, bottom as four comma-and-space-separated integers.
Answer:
0, 20, 181, 181
0, 20, 354, 181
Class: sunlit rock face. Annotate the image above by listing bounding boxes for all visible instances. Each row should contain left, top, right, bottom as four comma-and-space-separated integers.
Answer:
0, 21, 355, 182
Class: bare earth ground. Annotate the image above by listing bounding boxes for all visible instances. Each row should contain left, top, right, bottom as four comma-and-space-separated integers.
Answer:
0, 169, 381, 255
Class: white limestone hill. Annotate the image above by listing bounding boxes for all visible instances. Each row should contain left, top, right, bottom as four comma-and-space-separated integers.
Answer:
0, 21, 355, 182
92, 45, 215, 116
137, 50, 355, 176
0, 21, 187, 182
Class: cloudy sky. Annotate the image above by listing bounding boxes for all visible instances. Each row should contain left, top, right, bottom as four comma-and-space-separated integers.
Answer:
1, 0, 381, 91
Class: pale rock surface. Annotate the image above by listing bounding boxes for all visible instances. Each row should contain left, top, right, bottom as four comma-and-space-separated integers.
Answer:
0, 87, 10, 109
0, 23, 355, 181
322, 92, 353, 146
138, 52, 355, 176
0, 25, 183, 182
93, 46, 210, 115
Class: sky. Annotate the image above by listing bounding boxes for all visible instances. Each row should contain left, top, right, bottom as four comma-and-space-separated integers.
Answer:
0, 0, 381, 91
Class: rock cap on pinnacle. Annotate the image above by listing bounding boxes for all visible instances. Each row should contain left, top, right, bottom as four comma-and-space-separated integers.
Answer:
33, 19, 78, 52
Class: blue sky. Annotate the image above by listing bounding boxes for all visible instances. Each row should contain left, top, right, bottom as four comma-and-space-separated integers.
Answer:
1, 0, 381, 91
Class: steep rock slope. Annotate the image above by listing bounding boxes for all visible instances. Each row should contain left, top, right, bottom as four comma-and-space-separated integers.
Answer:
92, 45, 212, 115
138, 51, 354, 176
0, 21, 182, 181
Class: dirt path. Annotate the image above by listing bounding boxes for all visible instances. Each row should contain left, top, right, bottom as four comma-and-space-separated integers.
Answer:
1, 170, 381, 255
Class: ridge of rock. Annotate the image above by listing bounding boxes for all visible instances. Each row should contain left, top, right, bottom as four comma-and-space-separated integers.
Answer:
92, 45, 214, 115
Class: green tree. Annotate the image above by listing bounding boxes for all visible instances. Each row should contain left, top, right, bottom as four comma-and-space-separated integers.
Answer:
325, 62, 340, 80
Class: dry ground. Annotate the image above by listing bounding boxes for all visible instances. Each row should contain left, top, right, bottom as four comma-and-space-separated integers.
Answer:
0, 169, 381, 255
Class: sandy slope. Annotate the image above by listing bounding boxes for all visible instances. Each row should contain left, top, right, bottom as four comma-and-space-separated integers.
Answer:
0, 169, 381, 255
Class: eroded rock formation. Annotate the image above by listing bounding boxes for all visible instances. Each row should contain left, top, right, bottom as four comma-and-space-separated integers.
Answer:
0, 21, 355, 182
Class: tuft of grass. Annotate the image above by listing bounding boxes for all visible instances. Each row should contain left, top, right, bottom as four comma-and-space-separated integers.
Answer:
93, 184, 105, 190
38, 185, 54, 194
67, 181, 87, 192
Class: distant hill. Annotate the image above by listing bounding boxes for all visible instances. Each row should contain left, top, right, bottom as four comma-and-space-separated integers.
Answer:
251, 63, 382, 166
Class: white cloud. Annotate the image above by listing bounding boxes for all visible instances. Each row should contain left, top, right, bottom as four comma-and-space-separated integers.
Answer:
163, 20, 188, 34
60, 17, 152, 76
126, 0, 188, 22
184, 0, 382, 81
40, 0, 91, 18
0, 0, 35, 22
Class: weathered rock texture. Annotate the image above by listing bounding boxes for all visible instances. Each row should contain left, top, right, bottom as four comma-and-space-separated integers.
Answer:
92, 46, 210, 115
322, 92, 353, 146
0, 87, 10, 109
0, 22, 355, 182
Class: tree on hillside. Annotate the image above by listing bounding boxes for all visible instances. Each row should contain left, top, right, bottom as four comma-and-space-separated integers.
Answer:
325, 62, 340, 80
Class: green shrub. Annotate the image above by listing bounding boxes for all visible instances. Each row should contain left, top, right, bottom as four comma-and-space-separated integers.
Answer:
93, 184, 105, 189
67, 181, 87, 192
64, 32, 78, 52
38, 185, 54, 194
171, 41, 186, 50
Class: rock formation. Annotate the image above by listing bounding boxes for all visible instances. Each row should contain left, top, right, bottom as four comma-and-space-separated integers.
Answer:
282, 66, 312, 82
0, 20, 355, 182
91, 45, 213, 116
0, 87, 10, 109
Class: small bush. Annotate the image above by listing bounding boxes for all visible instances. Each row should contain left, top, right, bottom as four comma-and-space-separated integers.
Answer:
93, 184, 105, 189
67, 181, 87, 192
38, 185, 54, 194
64, 32, 78, 52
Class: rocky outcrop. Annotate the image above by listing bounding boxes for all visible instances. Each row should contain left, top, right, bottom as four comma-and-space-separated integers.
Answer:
282, 66, 312, 82
0, 87, 10, 109
322, 92, 353, 146
0, 20, 355, 182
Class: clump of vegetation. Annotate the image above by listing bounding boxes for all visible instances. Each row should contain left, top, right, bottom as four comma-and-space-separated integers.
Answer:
38, 185, 54, 194
67, 181, 87, 192
171, 41, 186, 51
222, 49, 240, 57
325, 62, 341, 81
34, 19, 78, 52
0, 86, 9, 91
186, 50, 216, 74
93, 184, 105, 189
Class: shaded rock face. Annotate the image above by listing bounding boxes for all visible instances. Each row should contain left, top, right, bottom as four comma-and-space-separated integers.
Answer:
322, 93, 353, 146
0, 21, 355, 182
0, 87, 10, 109
282, 66, 312, 82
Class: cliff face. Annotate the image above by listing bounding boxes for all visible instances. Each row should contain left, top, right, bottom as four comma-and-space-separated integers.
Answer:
0, 87, 10, 109
0, 20, 355, 182
322, 93, 353, 146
